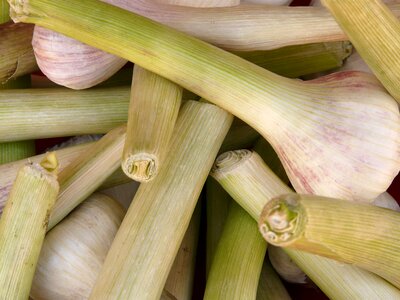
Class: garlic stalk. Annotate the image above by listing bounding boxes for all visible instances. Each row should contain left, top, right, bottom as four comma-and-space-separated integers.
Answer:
10, 0, 400, 201
89, 101, 232, 299
268, 245, 307, 284
204, 201, 266, 300
48, 125, 126, 230
122, 66, 182, 182
211, 150, 400, 299
259, 193, 400, 288
0, 5, 36, 165
257, 259, 291, 300
30, 0, 377, 88
30, 193, 124, 300
0, 22, 37, 83
0, 153, 59, 300
322, 0, 400, 103
0, 87, 129, 142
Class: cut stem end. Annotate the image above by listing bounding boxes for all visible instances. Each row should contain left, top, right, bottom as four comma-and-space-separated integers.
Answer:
259, 194, 303, 246
122, 154, 158, 182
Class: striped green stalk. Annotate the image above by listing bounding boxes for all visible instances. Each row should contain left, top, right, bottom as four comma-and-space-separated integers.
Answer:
163, 204, 201, 300
0, 153, 59, 299
205, 178, 231, 275
204, 201, 266, 300
0, 87, 129, 142
259, 193, 400, 288
89, 101, 232, 299
0, 22, 37, 83
48, 125, 126, 230
257, 259, 291, 300
210, 150, 400, 299
0, 1, 35, 163
8, 0, 400, 202
322, 0, 400, 103
122, 66, 182, 182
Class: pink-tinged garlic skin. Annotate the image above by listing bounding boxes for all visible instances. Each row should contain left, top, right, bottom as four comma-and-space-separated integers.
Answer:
32, 26, 127, 90
270, 71, 400, 202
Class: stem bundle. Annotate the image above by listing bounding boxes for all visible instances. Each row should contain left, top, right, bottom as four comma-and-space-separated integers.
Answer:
89, 101, 232, 299
9, 0, 400, 202
211, 150, 400, 299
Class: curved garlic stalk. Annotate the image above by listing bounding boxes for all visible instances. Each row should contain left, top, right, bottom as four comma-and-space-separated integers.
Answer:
30, 193, 125, 300
31, 1, 398, 89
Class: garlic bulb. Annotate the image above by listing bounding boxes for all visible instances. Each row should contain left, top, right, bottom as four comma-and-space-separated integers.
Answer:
33, 25, 127, 90
30, 193, 124, 300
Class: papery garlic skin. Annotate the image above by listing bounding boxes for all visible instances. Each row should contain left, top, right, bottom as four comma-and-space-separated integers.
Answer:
32, 26, 127, 90
271, 71, 400, 202
30, 193, 124, 300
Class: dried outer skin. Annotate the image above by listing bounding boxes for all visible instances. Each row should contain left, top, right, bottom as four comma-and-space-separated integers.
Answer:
0, 22, 37, 83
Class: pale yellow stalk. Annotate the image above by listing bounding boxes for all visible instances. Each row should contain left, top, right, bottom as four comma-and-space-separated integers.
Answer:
89, 101, 233, 299
211, 150, 400, 299
259, 193, 400, 288
122, 66, 182, 182
31, 193, 125, 300
322, 0, 400, 103
0, 87, 129, 142
48, 125, 126, 230
9, 0, 400, 201
0, 153, 59, 299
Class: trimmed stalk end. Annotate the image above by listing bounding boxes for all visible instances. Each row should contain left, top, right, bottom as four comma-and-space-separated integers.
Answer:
259, 194, 304, 247
211, 149, 252, 179
39, 152, 59, 174
7, 0, 29, 23
122, 153, 158, 182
